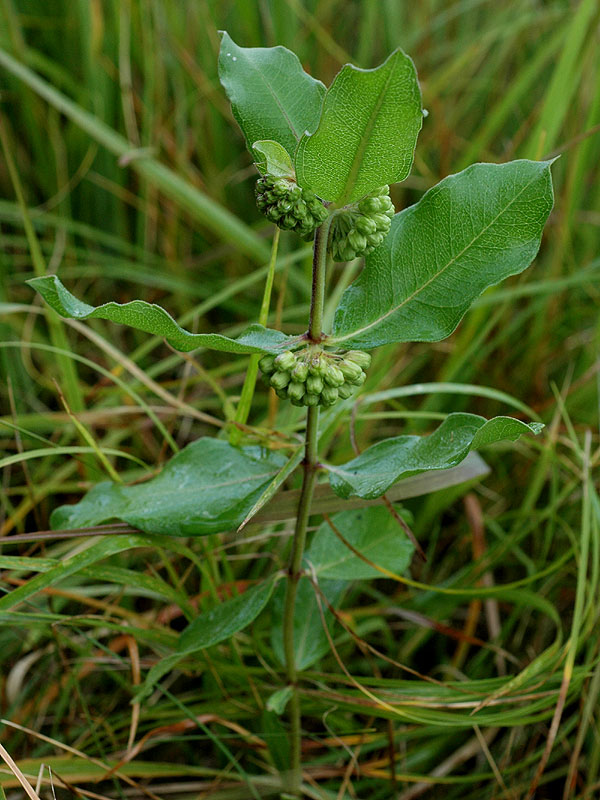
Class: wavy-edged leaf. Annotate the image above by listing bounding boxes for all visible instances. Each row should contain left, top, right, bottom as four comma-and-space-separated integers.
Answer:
308, 506, 414, 580
327, 413, 544, 499
29, 275, 293, 354
136, 576, 278, 701
332, 160, 554, 349
219, 31, 325, 158
295, 49, 422, 203
50, 439, 288, 536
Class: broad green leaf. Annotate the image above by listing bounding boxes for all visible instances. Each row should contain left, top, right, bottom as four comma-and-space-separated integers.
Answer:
136, 576, 277, 701
219, 31, 325, 158
307, 507, 414, 580
179, 577, 277, 653
252, 140, 295, 178
29, 275, 293, 355
332, 160, 554, 349
271, 577, 347, 670
327, 413, 544, 499
50, 439, 288, 535
294, 49, 422, 204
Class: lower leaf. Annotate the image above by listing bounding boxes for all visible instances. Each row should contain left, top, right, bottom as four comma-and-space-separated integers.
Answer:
327, 413, 543, 499
51, 438, 288, 535
136, 576, 278, 702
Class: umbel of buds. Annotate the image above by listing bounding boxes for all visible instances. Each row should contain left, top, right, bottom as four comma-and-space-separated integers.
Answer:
328, 186, 395, 262
255, 175, 328, 239
259, 348, 371, 407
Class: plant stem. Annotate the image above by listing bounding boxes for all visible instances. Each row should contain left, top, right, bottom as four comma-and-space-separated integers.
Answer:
308, 217, 331, 342
282, 219, 331, 797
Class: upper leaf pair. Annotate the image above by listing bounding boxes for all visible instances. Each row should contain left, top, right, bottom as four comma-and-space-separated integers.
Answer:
219, 31, 423, 206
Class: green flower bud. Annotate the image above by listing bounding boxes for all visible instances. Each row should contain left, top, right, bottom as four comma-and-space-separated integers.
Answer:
274, 351, 296, 371
348, 230, 368, 252
372, 213, 392, 230
350, 370, 367, 386
291, 361, 309, 382
290, 395, 305, 407
358, 197, 381, 214
323, 364, 345, 387
355, 215, 378, 235
287, 381, 305, 402
328, 186, 393, 262
338, 359, 363, 381
345, 350, 371, 370
308, 354, 325, 375
304, 393, 320, 407
255, 175, 327, 238
275, 387, 288, 399
259, 354, 277, 374
321, 386, 339, 406
270, 370, 291, 390
306, 374, 324, 395
338, 383, 355, 399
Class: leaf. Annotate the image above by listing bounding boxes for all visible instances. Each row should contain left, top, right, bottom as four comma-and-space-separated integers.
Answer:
252, 140, 295, 178
271, 577, 347, 670
332, 160, 554, 349
266, 686, 294, 715
294, 49, 422, 204
178, 577, 277, 653
218, 31, 325, 158
136, 576, 277, 702
327, 413, 544, 500
50, 439, 288, 536
29, 275, 293, 355
307, 507, 414, 580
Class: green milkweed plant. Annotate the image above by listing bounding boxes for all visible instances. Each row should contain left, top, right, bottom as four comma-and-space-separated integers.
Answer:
30, 32, 554, 798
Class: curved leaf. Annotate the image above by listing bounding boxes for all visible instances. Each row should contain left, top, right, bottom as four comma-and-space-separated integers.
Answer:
295, 49, 422, 203
29, 275, 293, 354
136, 576, 278, 701
178, 576, 277, 653
327, 413, 544, 499
51, 439, 288, 536
332, 160, 554, 349
219, 31, 325, 158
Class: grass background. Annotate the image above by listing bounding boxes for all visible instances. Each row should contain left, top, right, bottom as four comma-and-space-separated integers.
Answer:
0, 0, 599, 797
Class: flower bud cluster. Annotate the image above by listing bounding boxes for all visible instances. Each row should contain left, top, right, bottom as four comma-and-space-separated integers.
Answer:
255, 175, 328, 239
259, 348, 371, 407
328, 186, 395, 262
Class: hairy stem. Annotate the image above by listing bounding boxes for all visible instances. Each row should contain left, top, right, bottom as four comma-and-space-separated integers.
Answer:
282, 220, 331, 797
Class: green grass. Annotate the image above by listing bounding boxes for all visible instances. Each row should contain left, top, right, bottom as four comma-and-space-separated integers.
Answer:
0, 1, 599, 798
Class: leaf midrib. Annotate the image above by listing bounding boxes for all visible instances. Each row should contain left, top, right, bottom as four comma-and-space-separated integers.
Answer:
338, 60, 398, 204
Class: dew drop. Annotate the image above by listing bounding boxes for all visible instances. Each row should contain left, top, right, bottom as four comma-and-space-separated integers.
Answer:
232, 56, 237, 61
